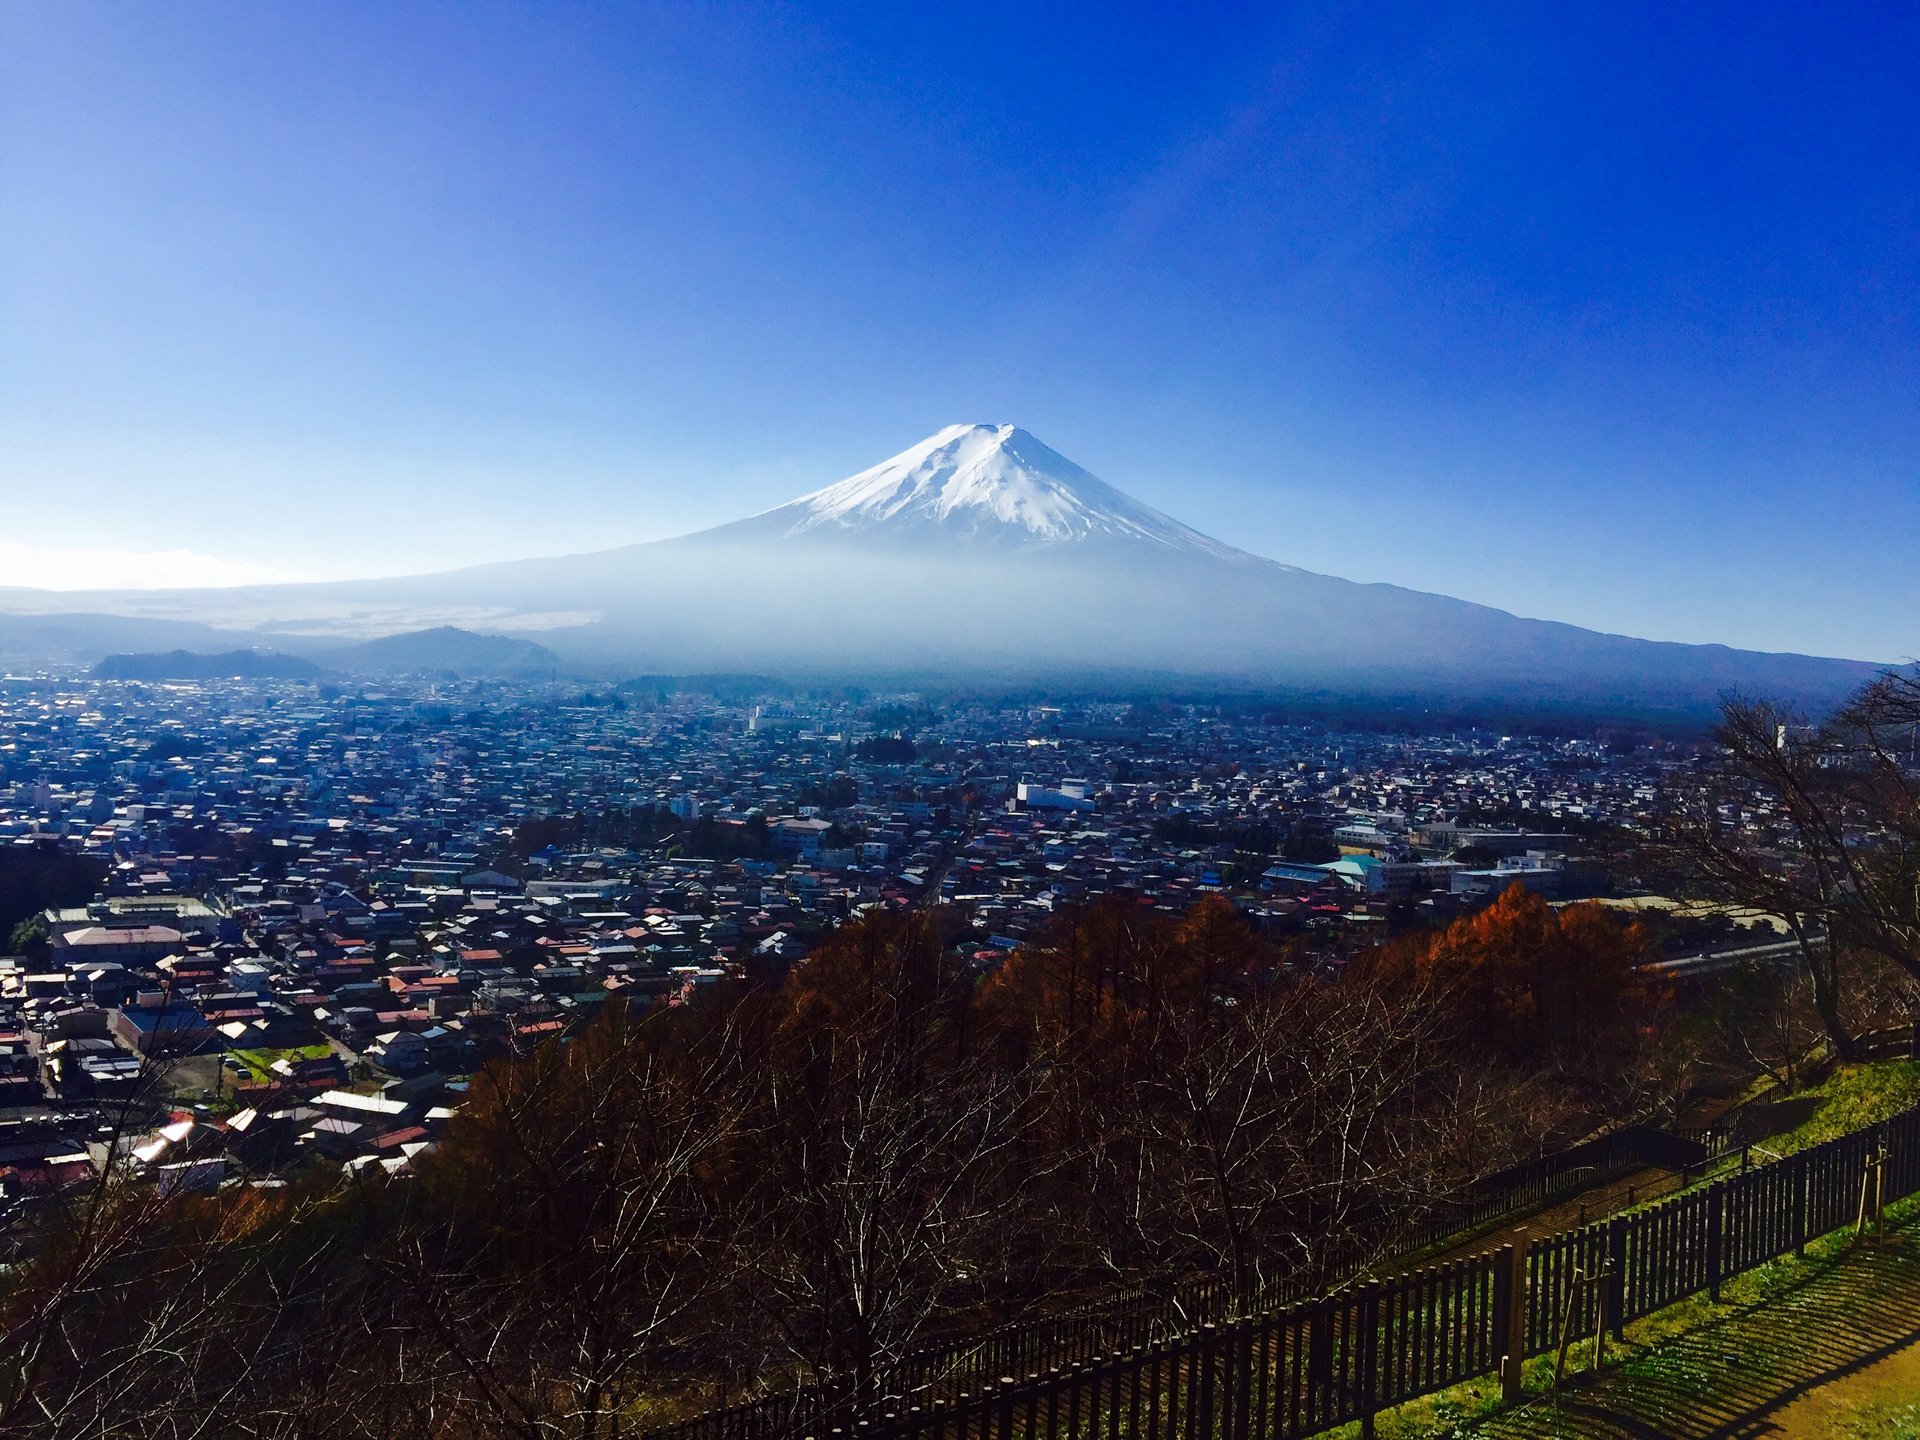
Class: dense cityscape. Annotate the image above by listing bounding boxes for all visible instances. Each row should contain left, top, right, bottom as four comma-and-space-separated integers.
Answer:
6, 5, 1917, 1432
1, 670, 1734, 1192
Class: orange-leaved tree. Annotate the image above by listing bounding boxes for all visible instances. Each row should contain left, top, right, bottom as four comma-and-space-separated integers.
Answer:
1386, 883, 1652, 1076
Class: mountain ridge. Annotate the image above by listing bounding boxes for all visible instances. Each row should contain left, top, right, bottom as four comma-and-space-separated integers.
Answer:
91, 648, 325, 681
0, 423, 1889, 713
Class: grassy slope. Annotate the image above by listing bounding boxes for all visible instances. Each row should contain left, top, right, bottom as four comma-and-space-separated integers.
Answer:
1425, 1199, 1920, 1438
1770, 1059, 1920, 1153
1371, 1060, 1920, 1438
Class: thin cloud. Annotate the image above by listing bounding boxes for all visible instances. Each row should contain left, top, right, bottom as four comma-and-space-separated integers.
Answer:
0, 542, 298, 591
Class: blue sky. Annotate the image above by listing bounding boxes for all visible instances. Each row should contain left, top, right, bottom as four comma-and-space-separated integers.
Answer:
2, 2, 1915, 661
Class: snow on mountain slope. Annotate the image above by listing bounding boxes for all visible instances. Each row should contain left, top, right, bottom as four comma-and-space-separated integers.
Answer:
0, 421, 1883, 711
744, 423, 1256, 560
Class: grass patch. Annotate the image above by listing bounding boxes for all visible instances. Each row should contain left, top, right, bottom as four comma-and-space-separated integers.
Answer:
1375, 1060, 1920, 1434
1384, 1194, 1920, 1437
1767, 1059, 1920, 1154
1372, 1373, 1508, 1437
230, 1043, 335, 1081
1840, 1398, 1920, 1440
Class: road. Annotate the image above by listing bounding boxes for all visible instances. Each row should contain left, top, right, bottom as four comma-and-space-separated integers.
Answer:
1643, 936, 1811, 981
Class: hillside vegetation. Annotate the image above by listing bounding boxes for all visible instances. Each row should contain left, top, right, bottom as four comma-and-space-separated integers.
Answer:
1, 889, 1680, 1440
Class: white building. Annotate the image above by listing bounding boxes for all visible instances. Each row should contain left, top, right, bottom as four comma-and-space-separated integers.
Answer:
1016, 779, 1094, 813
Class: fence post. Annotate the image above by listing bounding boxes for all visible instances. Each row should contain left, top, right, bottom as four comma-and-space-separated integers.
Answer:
1230, 1319, 1254, 1440
994, 1377, 1015, 1440
1794, 1149, 1810, 1257
1593, 1272, 1609, 1374
1607, 1215, 1627, 1341
1494, 1242, 1528, 1401
1121, 1344, 1136, 1440
1197, 1324, 1219, 1440
1706, 1179, 1725, 1302
1359, 1285, 1380, 1440
1878, 1131, 1891, 1241
1308, 1297, 1332, 1417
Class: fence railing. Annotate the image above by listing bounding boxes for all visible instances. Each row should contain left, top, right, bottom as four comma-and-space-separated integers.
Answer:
1397, 1120, 1728, 1255
645, 1101, 1920, 1440
722, 1118, 1719, 1424
848, 1237, 1372, 1417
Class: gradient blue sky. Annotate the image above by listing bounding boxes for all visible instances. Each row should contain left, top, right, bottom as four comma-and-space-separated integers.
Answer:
3, 2, 1916, 660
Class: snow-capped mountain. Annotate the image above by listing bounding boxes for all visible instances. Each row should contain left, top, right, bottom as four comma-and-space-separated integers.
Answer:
731, 422, 1248, 559
0, 422, 1883, 715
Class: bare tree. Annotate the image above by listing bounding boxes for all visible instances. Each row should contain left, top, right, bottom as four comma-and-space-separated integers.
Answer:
1702, 961, 1829, 1094
1133, 971, 1460, 1306
730, 915, 1028, 1409
1654, 675, 1920, 1057
0, 1004, 353, 1440
359, 999, 753, 1440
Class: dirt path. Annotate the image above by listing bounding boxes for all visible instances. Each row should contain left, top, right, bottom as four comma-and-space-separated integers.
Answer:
1763, 1331, 1920, 1438
1408, 1165, 1681, 1270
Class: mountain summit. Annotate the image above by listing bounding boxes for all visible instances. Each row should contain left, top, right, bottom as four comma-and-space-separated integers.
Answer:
717, 423, 1247, 558
0, 422, 1883, 714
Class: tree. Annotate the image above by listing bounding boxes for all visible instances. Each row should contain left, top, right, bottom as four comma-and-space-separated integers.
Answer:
0, 843, 106, 955
9, 914, 49, 961
853, 735, 917, 765
385, 1000, 749, 1440
733, 913, 1023, 1404
1703, 960, 1828, 1094
981, 897, 1487, 1304
1381, 884, 1651, 1080
1654, 674, 1920, 1058
1281, 822, 1337, 864
1134, 965, 1462, 1303
0, 998, 349, 1440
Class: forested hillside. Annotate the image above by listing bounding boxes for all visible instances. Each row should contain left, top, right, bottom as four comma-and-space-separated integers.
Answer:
2, 890, 1682, 1440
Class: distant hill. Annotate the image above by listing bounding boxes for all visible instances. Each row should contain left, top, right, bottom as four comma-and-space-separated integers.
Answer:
0, 612, 251, 669
84, 628, 560, 681
91, 648, 325, 681
328, 626, 560, 678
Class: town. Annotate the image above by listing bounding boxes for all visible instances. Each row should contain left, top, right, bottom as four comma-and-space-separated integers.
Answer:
0, 670, 1728, 1196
